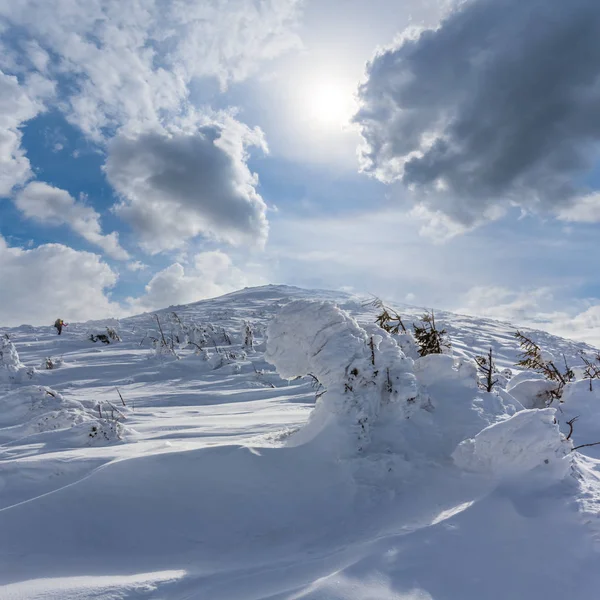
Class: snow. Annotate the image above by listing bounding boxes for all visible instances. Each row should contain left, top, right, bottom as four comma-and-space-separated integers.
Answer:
1, 284, 600, 599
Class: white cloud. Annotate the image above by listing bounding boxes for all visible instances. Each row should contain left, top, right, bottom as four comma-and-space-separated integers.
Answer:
0, 235, 121, 326
456, 285, 600, 348
556, 193, 600, 223
107, 121, 268, 253
128, 250, 263, 312
0, 0, 302, 140
457, 286, 561, 324
0, 70, 46, 197
126, 260, 147, 272
15, 182, 129, 260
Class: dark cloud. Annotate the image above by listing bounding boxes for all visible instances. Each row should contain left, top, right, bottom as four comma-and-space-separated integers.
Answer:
106, 123, 268, 253
354, 0, 600, 225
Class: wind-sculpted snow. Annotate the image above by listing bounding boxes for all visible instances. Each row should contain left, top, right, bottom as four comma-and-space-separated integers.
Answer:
453, 408, 572, 481
1, 285, 600, 600
265, 300, 421, 452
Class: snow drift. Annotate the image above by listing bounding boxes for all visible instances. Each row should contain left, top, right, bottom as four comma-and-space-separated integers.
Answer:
1, 285, 600, 600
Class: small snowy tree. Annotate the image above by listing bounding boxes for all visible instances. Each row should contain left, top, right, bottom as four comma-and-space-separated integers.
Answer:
241, 321, 254, 352
413, 311, 450, 357
514, 331, 573, 400
369, 299, 420, 359
0, 334, 34, 382
475, 347, 499, 392
369, 298, 408, 334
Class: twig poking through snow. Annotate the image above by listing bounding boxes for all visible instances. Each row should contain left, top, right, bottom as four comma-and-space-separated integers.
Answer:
116, 387, 126, 407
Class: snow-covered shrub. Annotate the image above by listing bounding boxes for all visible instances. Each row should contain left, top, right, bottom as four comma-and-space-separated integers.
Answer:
410, 353, 522, 457
0, 386, 90, 439
266, 300, 421, 453
452, 408, 572, 482
555, 380, 600, 454
241, 321, 254, 352
88, 327, 121, 344
88, 419, 125, 444
208, 349, 246, 371
0, 385, 132, 446
580, 351, 600, 390
506, 374, 558, 409
370, 299, 445, 359
42, 356, 64, 370
514, 331, 574, 400
0, 334, 34, 383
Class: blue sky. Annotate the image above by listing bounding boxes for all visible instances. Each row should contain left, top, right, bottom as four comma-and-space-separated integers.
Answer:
1, 0, 600, 344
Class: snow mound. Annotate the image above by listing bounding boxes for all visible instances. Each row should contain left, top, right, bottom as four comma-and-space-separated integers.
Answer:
452, 408, 572, 481
507, 374, 558, 409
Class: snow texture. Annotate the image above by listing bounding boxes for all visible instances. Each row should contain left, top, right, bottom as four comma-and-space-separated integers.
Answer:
1, 284, 600, 600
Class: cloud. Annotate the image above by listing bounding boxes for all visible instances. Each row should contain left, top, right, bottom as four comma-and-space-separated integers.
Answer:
107, 122, 268, 253
126, 260, 147, 272
556, 193, 600, 223
15, 182, 129, 260
128, 250, 262, 312
0, 70, 46, 197
456, 284, 600, 347
354, 0, 600, 228
0, 235, 120, 326
457, 286, 561, 324
0, 0, 302, 139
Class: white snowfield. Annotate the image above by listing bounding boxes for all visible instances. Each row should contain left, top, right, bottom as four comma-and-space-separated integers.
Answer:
1, 285, 600, 600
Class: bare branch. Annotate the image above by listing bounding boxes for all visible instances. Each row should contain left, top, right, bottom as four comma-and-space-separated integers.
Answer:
566, 416, 579, 441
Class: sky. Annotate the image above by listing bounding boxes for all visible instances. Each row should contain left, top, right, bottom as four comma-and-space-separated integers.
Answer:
1, 0, 600, 345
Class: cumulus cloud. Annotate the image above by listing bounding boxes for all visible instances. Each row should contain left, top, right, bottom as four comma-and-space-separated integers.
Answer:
355, 0, 600, 227
0, 235, 121, 326
15, 182, 129, 260
128, 250, 262, 312
0, 70, 45, 197
0, 0, 302, 139
106, 122, 268, 253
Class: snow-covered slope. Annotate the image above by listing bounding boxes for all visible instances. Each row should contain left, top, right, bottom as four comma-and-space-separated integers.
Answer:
1, 285, 600, 600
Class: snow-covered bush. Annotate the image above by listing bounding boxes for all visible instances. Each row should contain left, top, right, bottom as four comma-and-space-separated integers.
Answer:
241, 321, 254, 352
267, 301, 525, 460
42, 356, 64, 370
0, 386, 90, 439
452, 408, 572, 482
514, 331, 574, 400
0, 334, 34, 383
506, 374, 558, 409
207, 349, 246, 371
0, 385, 131, 445
88, 419, 125, 444
266, 300, 421, 453
88, 327, 121, 344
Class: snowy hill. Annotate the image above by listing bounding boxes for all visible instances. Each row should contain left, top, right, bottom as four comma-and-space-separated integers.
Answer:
1, 284, 600, 600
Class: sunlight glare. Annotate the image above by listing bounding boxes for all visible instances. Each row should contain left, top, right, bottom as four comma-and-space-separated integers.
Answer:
306, 80, 357, 130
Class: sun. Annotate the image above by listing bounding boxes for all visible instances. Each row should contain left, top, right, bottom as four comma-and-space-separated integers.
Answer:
305, 80, 357, 130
